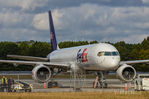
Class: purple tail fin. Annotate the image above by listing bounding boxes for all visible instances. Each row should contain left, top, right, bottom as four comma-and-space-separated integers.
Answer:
48, 10, 59, 51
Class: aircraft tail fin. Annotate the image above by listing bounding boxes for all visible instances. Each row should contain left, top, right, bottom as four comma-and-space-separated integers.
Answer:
48, 10, 59, 51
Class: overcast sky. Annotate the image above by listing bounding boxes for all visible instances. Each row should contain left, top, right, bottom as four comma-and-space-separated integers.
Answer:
0, 0, 149, 43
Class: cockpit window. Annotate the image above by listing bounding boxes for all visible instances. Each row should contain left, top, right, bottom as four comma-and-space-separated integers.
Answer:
97, 51, 119, 57
112, 52, 119, 56
97, 52, 104, 57
104, 52, 112, 56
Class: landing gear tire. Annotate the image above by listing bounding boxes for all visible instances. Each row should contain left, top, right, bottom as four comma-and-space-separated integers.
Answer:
93, 81, 108, 88
48, 82, 58, 88
104, 83, 108, 88
94, 71, 108, 88
99, 82, 108, 88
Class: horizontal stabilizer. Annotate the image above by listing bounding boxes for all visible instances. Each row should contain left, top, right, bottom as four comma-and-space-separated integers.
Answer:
7, 55, 48, 62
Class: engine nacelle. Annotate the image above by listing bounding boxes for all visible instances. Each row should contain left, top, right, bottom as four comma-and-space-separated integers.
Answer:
32, 64, 52, 83
116, 64, 136, 82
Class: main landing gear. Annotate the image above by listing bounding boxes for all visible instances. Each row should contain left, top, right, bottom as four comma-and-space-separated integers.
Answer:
47, 68, 63, 88
93, 71, 108, 88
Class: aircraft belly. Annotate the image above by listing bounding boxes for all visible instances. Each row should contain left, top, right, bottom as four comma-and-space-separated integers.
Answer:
80, 64, 104, 71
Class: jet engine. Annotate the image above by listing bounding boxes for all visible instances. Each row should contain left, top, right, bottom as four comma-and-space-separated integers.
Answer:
32, 64, 52, 83
116, 64, 136, 82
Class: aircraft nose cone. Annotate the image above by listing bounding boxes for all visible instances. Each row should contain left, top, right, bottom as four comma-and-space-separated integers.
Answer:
99, 56, 120, 70
105, 57, 120, 69
110, 60, 119, 68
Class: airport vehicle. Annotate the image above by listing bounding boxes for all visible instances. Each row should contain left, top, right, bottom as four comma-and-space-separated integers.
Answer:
0, 11, 149, 88
134, 74, 149, 91
13, 81, 32, 92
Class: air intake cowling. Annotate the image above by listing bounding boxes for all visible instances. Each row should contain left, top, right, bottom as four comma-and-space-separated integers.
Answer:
32, 65, 52, 83
116, 64, 136, 82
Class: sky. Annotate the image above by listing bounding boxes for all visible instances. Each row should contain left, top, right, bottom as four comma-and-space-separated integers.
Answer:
0, 0, 149, 44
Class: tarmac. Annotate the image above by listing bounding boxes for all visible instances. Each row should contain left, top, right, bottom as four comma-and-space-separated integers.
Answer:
19, 79, 135, 92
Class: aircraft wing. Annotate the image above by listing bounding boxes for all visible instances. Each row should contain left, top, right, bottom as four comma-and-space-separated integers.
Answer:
7, 55, 48, 62
120, 60, 149, 65
0, 60, 70, 69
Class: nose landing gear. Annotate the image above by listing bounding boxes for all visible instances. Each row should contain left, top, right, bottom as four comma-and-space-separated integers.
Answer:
93, 71, 108, 88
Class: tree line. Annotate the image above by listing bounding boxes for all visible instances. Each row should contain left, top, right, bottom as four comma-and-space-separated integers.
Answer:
0, 37, 149, 71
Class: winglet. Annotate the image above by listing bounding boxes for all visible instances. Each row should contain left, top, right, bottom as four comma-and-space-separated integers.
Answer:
48, 10, 59, 51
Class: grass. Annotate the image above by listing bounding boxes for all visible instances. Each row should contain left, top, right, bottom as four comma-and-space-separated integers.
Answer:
0, 91, 149, 99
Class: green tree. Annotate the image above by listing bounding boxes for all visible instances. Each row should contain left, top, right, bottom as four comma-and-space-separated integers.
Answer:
18, 41, 30, 55
28, 41, 51, 57
141, 38, 149, 50
0, 42, 20, 59
114, 41, 133, 60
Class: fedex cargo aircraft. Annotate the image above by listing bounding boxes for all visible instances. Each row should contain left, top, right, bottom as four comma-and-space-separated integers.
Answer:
0, 11, 149, 87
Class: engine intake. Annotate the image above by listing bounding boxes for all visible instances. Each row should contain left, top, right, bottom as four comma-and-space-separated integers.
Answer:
116, 64, 136, 82
32, 65, 52, 83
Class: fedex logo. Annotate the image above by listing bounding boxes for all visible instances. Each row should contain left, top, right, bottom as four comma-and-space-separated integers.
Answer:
51, 32, 54, 39
77, 48, 88, 63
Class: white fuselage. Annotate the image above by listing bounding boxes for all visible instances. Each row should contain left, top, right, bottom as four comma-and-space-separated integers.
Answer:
47, 43, 120, 71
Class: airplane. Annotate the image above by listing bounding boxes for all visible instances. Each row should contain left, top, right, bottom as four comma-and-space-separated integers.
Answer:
0, 10, 149, 88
